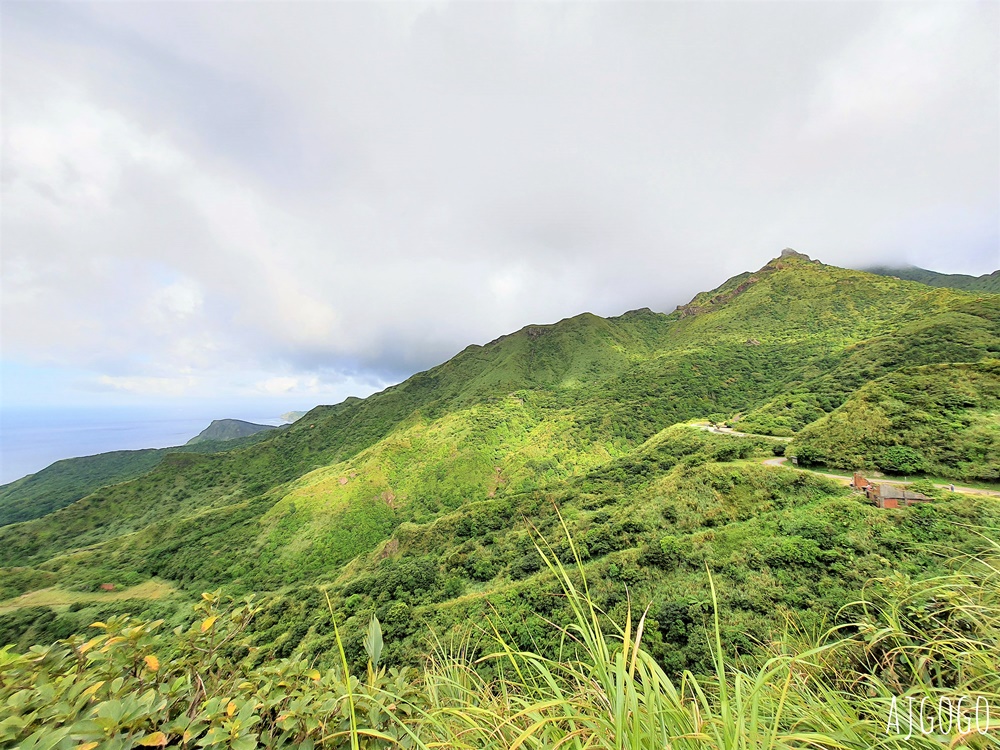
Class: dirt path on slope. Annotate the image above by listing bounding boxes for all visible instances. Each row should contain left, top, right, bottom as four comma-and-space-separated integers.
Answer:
693, 423, 793, 441
690, 422, 999, 497
761, 456, 1000, 497
761, 456, 852, 485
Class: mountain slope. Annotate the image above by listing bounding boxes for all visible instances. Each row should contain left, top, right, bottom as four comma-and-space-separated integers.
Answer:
0, 449, 166, 526
0, 426, 285, 527
2, 252, 999, 671
186, 418, 278, 444
2, 253, 996, 566
737, 299, 1000, 435
866, 264, 1000, 292
789, 360, 1000, 480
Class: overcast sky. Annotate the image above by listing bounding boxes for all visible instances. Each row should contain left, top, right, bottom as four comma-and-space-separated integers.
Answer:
2, 1, 998, 410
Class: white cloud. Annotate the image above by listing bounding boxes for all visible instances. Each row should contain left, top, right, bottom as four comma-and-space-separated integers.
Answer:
147, 279, 203, 321
803, 4, 981, 139
256, 377, 301, 395
1, 1, 996, 406
97, 374, 200, 397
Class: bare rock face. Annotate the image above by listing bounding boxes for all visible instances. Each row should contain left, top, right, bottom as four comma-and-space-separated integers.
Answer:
780, 248, 811, 261
675, 276, 760, 318
768, 248, 819, 270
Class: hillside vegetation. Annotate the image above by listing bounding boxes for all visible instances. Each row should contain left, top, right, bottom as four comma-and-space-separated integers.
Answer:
0, 430, 282, 527
3, 532, 998, 749
2, 252, 999, 747
790, 360, 1000, 480
737, 301, 1000, 435
0, 449, 165, 527
186, 419, 278, 445
867, 264, 1000, 293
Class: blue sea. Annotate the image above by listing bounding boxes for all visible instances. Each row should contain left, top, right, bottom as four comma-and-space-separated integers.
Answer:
0, 406, 289, 485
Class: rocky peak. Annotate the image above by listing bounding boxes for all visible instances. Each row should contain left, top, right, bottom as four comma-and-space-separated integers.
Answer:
765, 248, 819, 271
780, 248, 810, 260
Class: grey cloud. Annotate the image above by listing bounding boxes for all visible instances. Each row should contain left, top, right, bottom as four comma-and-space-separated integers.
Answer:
2, 1, 997, 402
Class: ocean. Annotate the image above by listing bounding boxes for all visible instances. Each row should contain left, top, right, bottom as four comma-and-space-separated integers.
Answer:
0, 406, 288, 485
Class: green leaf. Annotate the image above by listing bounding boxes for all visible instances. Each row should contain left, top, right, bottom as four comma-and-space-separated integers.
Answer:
363, 614, 383, 671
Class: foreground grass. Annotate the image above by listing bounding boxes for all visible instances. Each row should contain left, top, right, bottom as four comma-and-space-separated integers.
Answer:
2, 530, 998, 749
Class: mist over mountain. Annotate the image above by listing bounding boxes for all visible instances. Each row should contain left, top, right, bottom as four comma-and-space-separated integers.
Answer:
865, 264, 1000, 293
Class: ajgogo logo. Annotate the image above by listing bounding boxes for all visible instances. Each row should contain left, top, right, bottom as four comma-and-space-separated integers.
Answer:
886, 696, 992, 740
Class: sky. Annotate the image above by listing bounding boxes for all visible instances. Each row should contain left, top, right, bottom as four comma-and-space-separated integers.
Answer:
2, 1, 998, 412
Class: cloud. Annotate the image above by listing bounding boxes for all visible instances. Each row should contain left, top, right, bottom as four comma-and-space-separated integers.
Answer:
1, 1, 997, 405
96, 374, 201, 397
803, 4, 986, 138
256, 377, 303, 396
146, 278, 203, 324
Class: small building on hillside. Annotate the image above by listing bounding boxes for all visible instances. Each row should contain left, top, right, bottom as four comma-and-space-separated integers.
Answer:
852, 473, 931, 508
852, 472, 871, 491
867, 482, 931, 508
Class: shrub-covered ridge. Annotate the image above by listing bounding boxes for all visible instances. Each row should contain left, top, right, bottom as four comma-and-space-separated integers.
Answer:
790, 360, 1000, 480
2, 531, 998, 749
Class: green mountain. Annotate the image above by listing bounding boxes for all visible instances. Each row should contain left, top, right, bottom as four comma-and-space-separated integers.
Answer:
735, 298, 1000, 435
790, 360, 1000, 480
186, 418, 278, 445
1, 251, 998, 684
0, 449, 167, 527
0, 426, 283, 528
866, 264, 1000, 292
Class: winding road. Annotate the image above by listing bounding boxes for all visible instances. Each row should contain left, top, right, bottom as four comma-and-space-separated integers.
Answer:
692, 422, 1000, 498
762, 456, 1000, 497
693, 423, 793, 441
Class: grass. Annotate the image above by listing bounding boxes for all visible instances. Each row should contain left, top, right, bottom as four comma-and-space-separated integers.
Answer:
4, 523, 998, 748
385, 524, 1000, 749
791, 361, 1000, 482
0, 579, 176, 614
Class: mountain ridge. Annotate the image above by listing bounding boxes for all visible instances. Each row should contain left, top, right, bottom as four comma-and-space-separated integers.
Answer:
1, 251, 998, 676
3, 251, 996, 529
185, 418, 278, 445
865, 264, 1000, 292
